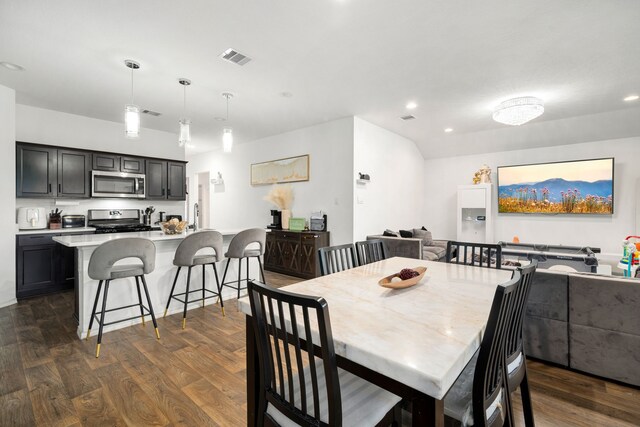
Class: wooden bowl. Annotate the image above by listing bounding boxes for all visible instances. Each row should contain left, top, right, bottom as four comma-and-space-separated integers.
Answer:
378, 267, 427, 289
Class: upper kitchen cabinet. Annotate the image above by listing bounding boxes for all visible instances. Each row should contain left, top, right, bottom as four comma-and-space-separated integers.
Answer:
167, 161, 186, 200
17, 143, 90, 198
145, 159, 187, 201
16, 143, 57, 197
93, 153, 144, 174
57, 149, 91, 198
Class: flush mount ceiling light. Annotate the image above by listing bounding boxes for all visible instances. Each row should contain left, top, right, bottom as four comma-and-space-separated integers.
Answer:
492, 96, 544, 126
444, 128, 453, 133
624, 94, 639, 102
0, 61, 25, 71
222, 93, 234, 153
178, 78, 191, 147
406, 102, 417, 109
124, 60, 141, 139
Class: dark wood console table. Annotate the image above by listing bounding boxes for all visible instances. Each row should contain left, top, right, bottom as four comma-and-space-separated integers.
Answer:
264, 230, 330, 279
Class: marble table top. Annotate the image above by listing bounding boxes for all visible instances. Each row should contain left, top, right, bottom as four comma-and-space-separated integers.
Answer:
238, 256, 512, 400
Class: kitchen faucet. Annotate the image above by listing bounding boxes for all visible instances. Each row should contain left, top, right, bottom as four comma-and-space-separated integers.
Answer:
193, 202, 199, 231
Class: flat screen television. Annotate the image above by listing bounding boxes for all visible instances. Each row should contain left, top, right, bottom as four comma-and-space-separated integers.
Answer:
497, 158, 614, 215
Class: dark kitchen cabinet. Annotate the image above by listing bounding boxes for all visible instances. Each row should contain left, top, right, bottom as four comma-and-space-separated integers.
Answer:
146, 159, 187, 201
264, 230, 330, 279
145, 159, 168, 199
121, 156, 145, 174
92, 153, 120, 171
93, 154, 144, 174
16, 144, 57, 197
167, 161, 186, 200
17, 143, 90, 198
16, 234, 76, 299
57, 149, 91, 197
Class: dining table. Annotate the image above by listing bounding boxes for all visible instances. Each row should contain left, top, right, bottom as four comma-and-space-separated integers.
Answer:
238, 256, 513, 426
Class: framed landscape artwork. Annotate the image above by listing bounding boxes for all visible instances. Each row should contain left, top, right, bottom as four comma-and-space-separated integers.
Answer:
251, 155, 310, 185
497, 158, 614, 215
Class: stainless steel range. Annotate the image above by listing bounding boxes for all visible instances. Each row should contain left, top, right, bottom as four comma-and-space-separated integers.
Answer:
88, 209, 153, 234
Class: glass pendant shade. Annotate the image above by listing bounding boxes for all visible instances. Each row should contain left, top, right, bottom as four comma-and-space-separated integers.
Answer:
492, 96, 544, 126
178, 118, 191, 147
125, 104, 140, 139
223, 128, 233, 152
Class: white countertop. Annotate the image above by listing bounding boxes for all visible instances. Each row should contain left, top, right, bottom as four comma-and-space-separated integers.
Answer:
17, 227, 96, 235
53, 228, 250, 247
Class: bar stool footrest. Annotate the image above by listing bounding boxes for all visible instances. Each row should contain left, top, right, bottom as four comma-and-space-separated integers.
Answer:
93, 303, 153, 327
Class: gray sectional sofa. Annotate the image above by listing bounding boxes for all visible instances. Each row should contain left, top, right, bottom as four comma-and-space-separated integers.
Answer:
524, 270, 640, 387
365, 234, 448, 261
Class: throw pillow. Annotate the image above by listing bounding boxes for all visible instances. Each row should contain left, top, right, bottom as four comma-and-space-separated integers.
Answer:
383, 229, 399, 237
399, 229, 413, 238
413, 228, 433, 246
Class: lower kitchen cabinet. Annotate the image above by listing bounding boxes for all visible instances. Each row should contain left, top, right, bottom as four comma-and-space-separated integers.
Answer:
16, 233, 81, 299
264, 230, 330, 279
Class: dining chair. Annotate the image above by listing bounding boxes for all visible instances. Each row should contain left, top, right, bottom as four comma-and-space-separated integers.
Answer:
444, 270, 522, 427
504, 261, 538, 427
318, 243, 359, 276
355, 239, 387, 265
247, 280, 401, 426
446, 241, 503, 269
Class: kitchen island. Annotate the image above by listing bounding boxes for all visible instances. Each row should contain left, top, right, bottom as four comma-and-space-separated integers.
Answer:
54, 229, 262, 339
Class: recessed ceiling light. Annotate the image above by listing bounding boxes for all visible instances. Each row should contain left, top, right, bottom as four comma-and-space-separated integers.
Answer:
0, 61, 25, 71
444, 128, 453, 133
281, 92, 293, 98
214, 117, 226, 121
406, 102, 417, 109
624, 95, 639, 102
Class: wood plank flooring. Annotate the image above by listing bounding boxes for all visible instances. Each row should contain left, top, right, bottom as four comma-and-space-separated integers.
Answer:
1, 270, 639, 426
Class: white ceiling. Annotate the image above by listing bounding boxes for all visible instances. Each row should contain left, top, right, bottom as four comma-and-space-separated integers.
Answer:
1, 0, 639, 158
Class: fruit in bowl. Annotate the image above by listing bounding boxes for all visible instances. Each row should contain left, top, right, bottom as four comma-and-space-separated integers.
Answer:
160, 218, 188, 235
398, 268, 420, 280
379, 266, 427, 289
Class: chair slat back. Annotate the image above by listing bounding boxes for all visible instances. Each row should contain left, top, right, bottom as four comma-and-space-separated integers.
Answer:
248, 280, 342, 427
504, 261, 537, 388
446, 241, 503, 269
318, 244, 358, 276
472, 271, 521, 427
355, 239, 387, 265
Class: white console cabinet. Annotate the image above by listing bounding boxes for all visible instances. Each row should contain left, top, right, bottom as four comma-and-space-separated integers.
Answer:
457, 184, 493, 243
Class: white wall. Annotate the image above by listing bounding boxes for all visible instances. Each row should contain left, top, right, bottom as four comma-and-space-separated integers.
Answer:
15, 104, 187, 222
423, 137, 640, 254
0, 85, 16, 308
187, 117, 355, 245
353, 117, 425, 241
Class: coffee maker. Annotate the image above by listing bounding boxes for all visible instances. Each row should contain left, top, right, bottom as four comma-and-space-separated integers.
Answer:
267, 210, 282, 230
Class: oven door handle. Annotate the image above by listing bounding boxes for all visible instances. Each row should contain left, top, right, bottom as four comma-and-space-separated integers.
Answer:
134, 178, 139, 193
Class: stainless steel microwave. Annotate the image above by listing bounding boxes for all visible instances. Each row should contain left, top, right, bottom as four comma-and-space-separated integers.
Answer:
91, 171, 145, 198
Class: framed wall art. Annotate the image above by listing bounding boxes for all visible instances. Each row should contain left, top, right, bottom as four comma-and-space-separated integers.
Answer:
251, 154, 310, 185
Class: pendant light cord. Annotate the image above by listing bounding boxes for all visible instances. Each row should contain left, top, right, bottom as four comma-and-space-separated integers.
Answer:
130, 65, 135, 104
226, 95, 229, 121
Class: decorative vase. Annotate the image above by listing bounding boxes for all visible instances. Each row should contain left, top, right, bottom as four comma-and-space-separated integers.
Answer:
281, 209, 291, 230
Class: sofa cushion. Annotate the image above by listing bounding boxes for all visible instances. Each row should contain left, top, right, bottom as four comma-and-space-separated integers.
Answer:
399, 229, 413, 238
383, 229, 399, 237
413, 228, 433, 246
424, 245, 446, 260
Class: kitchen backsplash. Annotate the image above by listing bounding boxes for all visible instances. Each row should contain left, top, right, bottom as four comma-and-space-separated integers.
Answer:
16, 198, 187, 227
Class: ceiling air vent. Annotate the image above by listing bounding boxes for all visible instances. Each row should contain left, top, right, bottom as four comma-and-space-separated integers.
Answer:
141, 109, 162, 117
400, 115, 416, 121
219, 48, 252, 66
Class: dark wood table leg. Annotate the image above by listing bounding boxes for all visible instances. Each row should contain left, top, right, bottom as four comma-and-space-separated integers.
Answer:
246, 315, 259, 427
412, 395, 444, 427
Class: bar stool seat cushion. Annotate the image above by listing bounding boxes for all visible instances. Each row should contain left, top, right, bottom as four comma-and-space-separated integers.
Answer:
266, 359, 401, 427
191, 254, 219, 265
109, 264, 145, 279
226, 249, 261, 258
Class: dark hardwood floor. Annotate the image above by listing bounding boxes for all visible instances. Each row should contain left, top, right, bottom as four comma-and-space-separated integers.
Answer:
1, 270, 639, 426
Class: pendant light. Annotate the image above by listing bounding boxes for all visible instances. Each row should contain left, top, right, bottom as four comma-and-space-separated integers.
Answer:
178, 78, 191, 147
124, 60, 141, 139
222, 92, 233, 153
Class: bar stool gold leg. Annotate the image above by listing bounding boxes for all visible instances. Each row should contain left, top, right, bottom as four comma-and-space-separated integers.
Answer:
86, 329, 91, 340
95, 343, 101, 358
155, 327, 161, 339
182, 318, 186, 330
